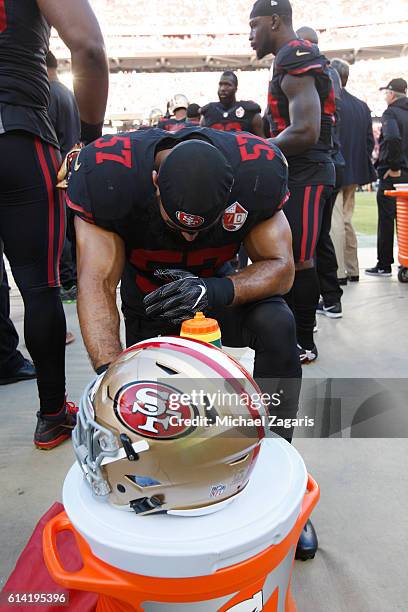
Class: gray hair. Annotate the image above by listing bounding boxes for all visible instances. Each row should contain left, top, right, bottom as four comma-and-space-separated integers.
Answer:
331, 58, 350, 87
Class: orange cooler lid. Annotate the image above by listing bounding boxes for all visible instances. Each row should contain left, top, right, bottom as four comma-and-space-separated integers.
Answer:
181, 312, 220, 336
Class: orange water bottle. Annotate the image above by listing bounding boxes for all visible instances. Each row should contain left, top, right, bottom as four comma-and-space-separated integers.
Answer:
180, 312, 222, 348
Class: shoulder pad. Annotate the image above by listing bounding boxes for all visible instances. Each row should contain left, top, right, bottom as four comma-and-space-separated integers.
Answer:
68, 136, 137, 223
240, 100, 262, 114
199, 103, 212, 115
276, 40, 327, 76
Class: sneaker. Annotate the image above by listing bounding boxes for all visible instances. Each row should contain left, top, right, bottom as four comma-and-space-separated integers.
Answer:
60, 285, 77, 303
365, 265, 392, 277
34, 401, 78, 450
0, 358, 36, 385
338, 277, 348, 286
297, 344, 318, 364
316, 300, 342, 319
348, 275, 359, 282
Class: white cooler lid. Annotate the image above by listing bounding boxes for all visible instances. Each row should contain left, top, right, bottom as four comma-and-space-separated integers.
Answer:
63, 438, 307, 578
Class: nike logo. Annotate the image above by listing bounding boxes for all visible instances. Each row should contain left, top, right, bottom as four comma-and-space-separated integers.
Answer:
296, 50, 311, 56
192, 284, 206, 309
74, 156, 82, 171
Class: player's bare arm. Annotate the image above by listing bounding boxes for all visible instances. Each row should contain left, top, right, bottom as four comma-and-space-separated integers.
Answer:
38, 0, 109, 126
270, 75, 320, 156
75, 217, 125, 370
230, 211, 294, 304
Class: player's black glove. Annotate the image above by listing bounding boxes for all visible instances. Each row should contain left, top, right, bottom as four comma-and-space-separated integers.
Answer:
143, 269, 234, 324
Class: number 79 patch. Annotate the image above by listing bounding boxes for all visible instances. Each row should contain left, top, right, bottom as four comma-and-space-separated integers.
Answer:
222, 202, 248, 232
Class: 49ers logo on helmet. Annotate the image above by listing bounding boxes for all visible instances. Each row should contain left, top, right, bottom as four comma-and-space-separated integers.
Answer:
222, 202, 248, 232
176, 211, 205, 228
114, 381, 198, 439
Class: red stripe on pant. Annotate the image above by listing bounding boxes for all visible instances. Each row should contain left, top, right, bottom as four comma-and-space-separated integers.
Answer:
34, 139, 56, 286
49, 146, 65, 285
300, 186, 312, 262
0, 0, 7, 33
309, 185, 324, 260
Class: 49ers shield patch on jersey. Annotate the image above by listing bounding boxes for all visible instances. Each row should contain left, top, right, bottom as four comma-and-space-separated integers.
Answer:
222, 202, 248, 232
176, 211, 204, 228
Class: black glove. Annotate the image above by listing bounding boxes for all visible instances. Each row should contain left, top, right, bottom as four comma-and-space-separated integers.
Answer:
143, 269, 234, 324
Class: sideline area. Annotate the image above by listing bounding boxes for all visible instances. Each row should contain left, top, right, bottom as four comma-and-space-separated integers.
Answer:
0, 247, 407, 611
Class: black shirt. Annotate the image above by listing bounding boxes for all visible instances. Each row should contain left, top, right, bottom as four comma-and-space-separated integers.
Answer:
377, 96, 408, 176
0, 0, 58, 147
201, 101, 261, 133
67, 127, 289, 315
49, 80, 80, 159
267, 38, 335, 185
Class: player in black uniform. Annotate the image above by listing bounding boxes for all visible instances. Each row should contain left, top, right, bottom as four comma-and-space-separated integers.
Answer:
296, 27, 344, 317
249, 0, 335, 561
201, 71, 265, 137
249, 0, 336, 366
66, 126, 300, 438
0, 0, 108, 449
158, 94, 191, 132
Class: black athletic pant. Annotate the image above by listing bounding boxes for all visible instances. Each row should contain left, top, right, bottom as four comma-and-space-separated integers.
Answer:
0, 131, 66, 415
317, 165, 344, 305
377, 173, 408, 267
60, 207, 77, 289
0, 259, 26, 375
283, 183, 333, 349
124, 297, 302, 441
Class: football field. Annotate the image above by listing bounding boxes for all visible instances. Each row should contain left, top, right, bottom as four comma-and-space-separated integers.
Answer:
352, 191, 377, 236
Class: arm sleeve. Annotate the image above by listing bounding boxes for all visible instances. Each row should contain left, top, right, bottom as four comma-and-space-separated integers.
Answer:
365, 106, 375, 157
382, 108, 402, 170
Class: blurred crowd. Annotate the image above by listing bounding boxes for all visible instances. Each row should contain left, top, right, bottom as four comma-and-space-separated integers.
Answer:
90, 0, 403, 31
98, 57, 407, 121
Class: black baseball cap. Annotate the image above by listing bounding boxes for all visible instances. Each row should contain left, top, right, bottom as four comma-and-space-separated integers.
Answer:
157, 140, 234, 231
250, 0, 292, 19
379, 78, 407, 94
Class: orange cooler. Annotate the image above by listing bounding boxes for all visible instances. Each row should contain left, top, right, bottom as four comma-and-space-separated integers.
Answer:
384, 185, 408, 271
43, 440, 319, 611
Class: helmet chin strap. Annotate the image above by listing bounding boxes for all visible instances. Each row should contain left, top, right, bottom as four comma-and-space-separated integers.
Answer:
130, 496, 163, 514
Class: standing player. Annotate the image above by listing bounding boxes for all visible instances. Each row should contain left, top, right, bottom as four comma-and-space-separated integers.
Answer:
249, 0, 336, 364
249, 0, 336, 560
46, 50, 81, 306
296, 27, 344, 317
0, 0, 108, 449
201, 71, 265, 136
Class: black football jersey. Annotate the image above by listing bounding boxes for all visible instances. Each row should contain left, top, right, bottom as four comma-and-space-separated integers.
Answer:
67, 127, 289, 315
0, 0, 58, 147
200, 101, 261, 133
268, 38, 335, 184
157, 118, 194, 132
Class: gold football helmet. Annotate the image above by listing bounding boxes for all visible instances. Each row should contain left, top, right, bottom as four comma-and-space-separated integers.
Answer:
148, 107, 163, 126
73, 336, 267, 515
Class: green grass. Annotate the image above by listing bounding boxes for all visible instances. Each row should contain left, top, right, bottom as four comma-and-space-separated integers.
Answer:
353, 191, 377, 236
